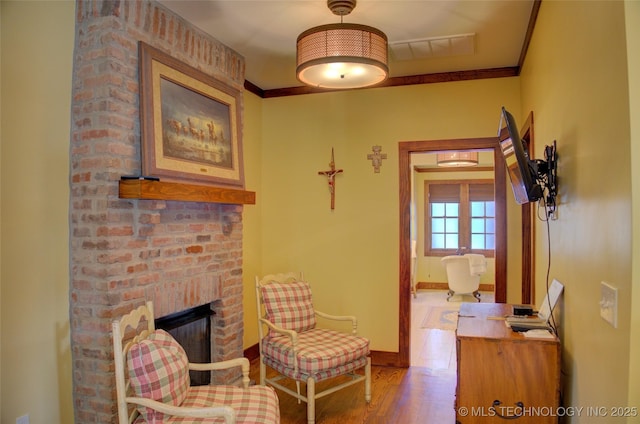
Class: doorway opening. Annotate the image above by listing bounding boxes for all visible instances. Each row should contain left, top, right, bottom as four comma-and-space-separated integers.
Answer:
409, 149, 496, 367
398, 137, 507, 367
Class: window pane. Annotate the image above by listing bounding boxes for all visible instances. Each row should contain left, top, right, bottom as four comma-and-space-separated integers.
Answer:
432, 218, 445, 233
432, 203, 445, 217
471, 234, 485, 249
445, 218, 458, 233
486, 201, 495, 217
445, 234, 458, 249
486, 218, 495, 233
471, 218, 485, 233
468, 198, 495, 252
432, 234, 445, 249
470, 202, 484, 217
486, 234, 496, 249
445, 203, 459, 216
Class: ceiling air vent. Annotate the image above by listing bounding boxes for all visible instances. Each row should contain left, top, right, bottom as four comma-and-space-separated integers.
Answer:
389, 33, 475, 61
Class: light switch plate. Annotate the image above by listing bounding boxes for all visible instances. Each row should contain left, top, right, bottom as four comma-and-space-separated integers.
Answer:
600, 281, 618, 328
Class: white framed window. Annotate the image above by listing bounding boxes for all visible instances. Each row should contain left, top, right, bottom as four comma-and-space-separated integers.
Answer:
425, 180, 495, 257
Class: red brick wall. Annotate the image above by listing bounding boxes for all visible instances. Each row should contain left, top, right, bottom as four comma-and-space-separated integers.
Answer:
70, 1, 246, 422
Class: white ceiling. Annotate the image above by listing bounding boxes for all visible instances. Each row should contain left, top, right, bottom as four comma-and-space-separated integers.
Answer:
159, 0, 535, 91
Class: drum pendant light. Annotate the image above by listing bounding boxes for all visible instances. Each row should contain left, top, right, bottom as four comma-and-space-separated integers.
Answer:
436, 152, 479, 167
296, 0, 388, 89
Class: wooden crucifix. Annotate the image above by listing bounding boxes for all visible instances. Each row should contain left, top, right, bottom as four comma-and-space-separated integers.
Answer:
318, 148, 343, 210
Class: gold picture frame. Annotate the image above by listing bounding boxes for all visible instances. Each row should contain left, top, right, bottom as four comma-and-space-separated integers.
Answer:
139, 42, 244, 188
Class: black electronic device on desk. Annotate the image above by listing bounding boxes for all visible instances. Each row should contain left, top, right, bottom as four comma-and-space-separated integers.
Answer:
512, 305, 534, 316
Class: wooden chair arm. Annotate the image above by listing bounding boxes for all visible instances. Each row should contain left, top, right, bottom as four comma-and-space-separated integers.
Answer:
126, 396, 236, 423
259, 317, 298, 344
315, 310, 359, 334
259, 317, 300, 373
189, 357, 251, 388
189, 357, 249, 372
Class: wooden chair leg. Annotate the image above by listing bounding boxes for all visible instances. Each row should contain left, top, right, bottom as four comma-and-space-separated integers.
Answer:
260, 360, 266, 385
365, 357, 372, 403
307, 377, 315, 424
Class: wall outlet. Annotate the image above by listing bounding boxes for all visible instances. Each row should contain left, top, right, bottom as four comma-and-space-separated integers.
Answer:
16, 414, 30, 424
600, 281, 618, 328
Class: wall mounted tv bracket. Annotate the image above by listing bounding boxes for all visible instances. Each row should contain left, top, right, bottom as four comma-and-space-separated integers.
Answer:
531, 140, 558, 216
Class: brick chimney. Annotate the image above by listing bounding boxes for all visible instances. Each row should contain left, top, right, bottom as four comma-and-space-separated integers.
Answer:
69, 1, 247, 422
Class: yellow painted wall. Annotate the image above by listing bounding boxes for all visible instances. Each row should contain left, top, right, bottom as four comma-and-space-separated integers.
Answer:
0, 1, 75, 423
626, 0, 640, 415
242, 91, 264, 349
244, 78, 521, 352
520, 0, 633, 415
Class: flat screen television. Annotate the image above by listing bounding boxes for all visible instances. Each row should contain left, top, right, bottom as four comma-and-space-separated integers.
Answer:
498, 107, 543, 204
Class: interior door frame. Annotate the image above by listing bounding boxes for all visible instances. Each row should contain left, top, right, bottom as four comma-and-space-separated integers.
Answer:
397, 137, 507, 368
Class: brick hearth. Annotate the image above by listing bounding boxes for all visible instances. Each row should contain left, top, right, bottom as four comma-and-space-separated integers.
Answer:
69, 1, 247, 422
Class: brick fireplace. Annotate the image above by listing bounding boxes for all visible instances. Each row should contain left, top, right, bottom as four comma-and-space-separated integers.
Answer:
69, 1, 247, 422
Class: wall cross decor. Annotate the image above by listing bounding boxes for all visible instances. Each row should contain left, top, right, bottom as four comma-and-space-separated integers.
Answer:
367, 145, 387, 173
318, 148, 343, 210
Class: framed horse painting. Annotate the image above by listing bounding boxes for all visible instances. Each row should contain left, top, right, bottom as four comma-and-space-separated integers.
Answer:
138, 42, 244, 188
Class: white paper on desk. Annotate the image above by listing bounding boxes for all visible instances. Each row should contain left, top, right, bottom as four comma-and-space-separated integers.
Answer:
523, 329, 555, 339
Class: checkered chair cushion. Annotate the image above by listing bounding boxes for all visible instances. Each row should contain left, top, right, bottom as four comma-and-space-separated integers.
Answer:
262, 328, 370, 382
127, 329, 190, 422
261, 281, 316, 335
127, 329, 280, 424
132, 384, 281, 423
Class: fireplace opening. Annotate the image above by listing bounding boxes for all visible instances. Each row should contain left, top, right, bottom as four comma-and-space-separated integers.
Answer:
155, 303, 214, 386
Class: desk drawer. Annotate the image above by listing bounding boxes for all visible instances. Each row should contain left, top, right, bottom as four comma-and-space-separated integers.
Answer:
456, 337, 560, 424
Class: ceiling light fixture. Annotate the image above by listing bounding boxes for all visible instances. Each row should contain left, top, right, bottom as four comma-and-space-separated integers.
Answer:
437, 151, 479, 167
296, 0, 388, 89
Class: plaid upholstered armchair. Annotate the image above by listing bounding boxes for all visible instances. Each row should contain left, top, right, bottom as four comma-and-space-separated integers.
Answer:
112, 301, 280, 424
255, 272, 371, 424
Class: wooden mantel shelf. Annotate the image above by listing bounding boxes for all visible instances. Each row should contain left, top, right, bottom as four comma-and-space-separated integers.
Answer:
119, 179, 256, 205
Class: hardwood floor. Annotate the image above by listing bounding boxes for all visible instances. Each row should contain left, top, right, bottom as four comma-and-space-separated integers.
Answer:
248, 364, 456, 423
249, 290, 494, 424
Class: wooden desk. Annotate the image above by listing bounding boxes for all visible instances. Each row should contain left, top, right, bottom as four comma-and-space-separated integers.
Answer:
456, 303, 561, 423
